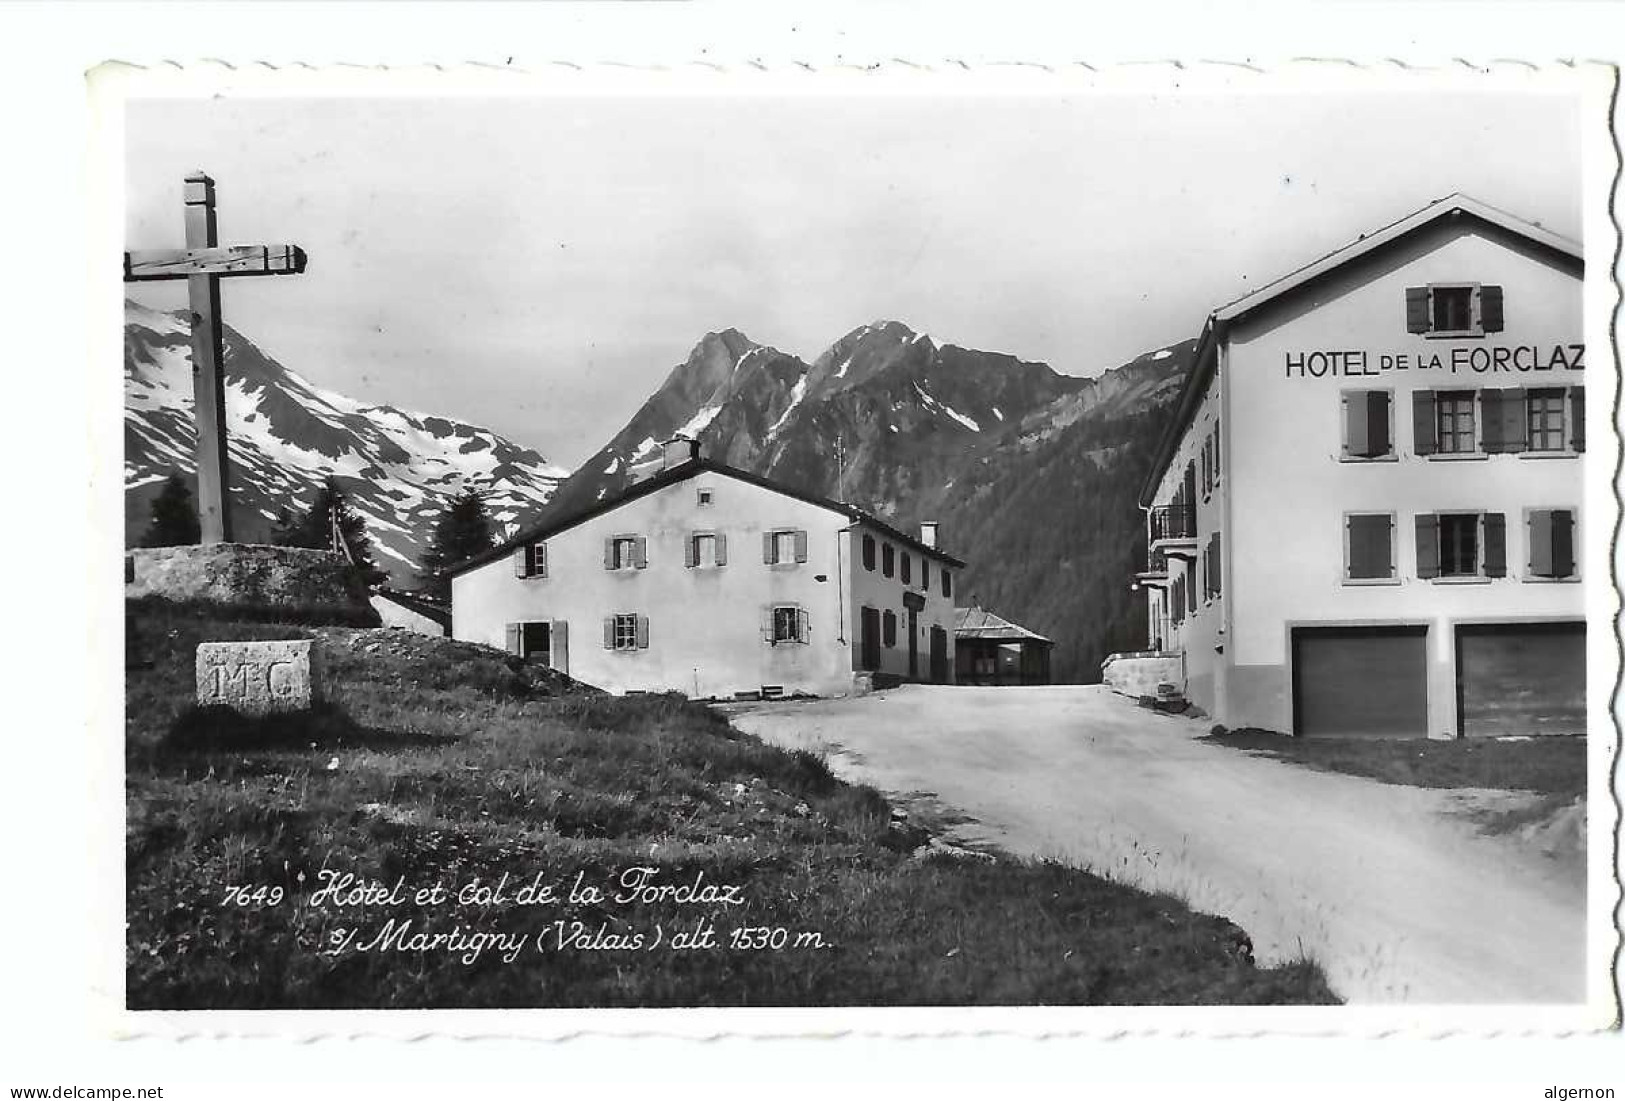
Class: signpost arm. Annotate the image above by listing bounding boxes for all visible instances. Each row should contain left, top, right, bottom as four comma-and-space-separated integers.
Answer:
183, 172, 232, 543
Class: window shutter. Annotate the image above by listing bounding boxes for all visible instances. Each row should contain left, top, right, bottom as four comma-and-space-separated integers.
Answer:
1483, 513, 1507, 577
1570, 388, 1585, 452
1183, 463, 1197, 535
794, 529, 809, 563
1552, 510, 1575, 578
1367, 390, 1391, 456
514, 547, 530, 578
1415, 514, 1440, 579
762, 605, 775, 644
602, 617, 615, 649
685, 535, 698, 568
634, 537, 648, 569
763, 532, 776, 564
1344, 392, 1370, 457
551, 620, 569, 673
505, 623, 522, 655
1482, 388, 1526, 453
1405, 287, 1431, 333
798, 608, 811, 643
1528, 510, 1554, 577
943, 570, 952, 598
921, 560, 930, 590
1479, 389, 1504, 451
635, 615, 650, 649
1373, 515, 1393, 578
1479, 285, 1505, 332
1213, 532, 1223, 593
1213, 424, 1221, 482
1347, 517, 1369, 579
714, 532, 728, 566
1412, 391, 1437, 455
603, 538, 615, 570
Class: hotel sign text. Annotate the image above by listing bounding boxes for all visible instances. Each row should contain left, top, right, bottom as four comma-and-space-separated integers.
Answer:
1286, 344, 1585, 378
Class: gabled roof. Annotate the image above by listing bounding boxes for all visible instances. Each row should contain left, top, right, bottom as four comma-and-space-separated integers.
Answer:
371, 587, 452, 629
1138, 193, 1583, 507
448, 457, 965, 577
953, 605, 1052, 644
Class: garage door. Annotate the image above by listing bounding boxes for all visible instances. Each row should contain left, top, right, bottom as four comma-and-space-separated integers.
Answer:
1292, 626, 1428, 737
1456, 622, 1585, 738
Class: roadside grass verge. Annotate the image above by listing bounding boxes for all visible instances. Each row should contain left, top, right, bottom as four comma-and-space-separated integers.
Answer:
1200, 728, 1586, 796
127, 602, 1338, 1008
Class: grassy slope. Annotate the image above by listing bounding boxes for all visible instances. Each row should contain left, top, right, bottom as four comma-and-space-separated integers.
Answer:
127, 603, 1336, 1009
1201, 730, 1587, 796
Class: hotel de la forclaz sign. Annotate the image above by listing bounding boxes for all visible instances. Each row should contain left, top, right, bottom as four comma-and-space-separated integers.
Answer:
1285, 343, 1586, 378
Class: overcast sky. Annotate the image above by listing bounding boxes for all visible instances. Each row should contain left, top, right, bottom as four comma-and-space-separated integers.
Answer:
125, 88, 1581, 469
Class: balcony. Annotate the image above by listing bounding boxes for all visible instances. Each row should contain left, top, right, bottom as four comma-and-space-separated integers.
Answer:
1148, 503, 1198, 560
1131, 548, 1170, 591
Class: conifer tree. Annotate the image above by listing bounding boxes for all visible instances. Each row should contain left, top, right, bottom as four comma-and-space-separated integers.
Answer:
139, 472, 201, 547
416, 486, 496, 601
274, 477, 387, 588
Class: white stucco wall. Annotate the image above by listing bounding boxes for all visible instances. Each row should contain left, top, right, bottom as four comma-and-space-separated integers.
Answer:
845, 523, 960, 683
1145, 368, 1227, 715
1150, 219, 1584, 735
453, 471, 884, 697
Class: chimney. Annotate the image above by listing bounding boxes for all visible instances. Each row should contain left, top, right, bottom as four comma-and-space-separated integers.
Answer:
919, 521, 939, 549
663, 435, 701, 470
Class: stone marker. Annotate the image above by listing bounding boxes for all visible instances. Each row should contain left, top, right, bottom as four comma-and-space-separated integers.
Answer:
196, 639, 316, 715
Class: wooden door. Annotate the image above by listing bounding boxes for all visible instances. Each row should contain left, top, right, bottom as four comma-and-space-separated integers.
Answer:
929, 626, 948, 683
860, 606, 880, 671
907, 610, 919, 679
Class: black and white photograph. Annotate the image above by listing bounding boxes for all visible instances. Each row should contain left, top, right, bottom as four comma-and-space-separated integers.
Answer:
107, 63, 1612, 1022
3, 8, 1618, 1091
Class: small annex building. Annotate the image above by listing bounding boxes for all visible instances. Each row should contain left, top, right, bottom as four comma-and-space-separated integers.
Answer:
369, 588, 451, 637
447, 437, 964, 698
953, 605, 1053, 685
1136, 194, 1586, 739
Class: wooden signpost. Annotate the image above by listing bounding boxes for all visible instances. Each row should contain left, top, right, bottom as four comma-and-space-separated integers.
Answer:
123, 172, 308, 543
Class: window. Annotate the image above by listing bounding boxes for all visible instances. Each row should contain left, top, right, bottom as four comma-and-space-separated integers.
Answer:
514, 542, 547, 579
1406, 283, 1504, 338
1203, 532, 1223, 598
1432, 287, 1473, 332
1213, 424, 1221, 486
1527, 509, 1577, 579
941, 569, 952, 598
1200, 436, 1212, 498
882, 610, 897, 648
604, 613, 648, 651
1344, 513, 1395, 582
764, 529, 808, 566
697, 487, 714, 506
1342, 390, 1393, 460
882, 543, 895, 577
1435, 391, 1476, 454
921, 559, 930, 591
770, 605, 810, 645
1416, 512, 1506, 580
1527, 388, 1567, 452
605, 535, 646, 571
687, 532, 727, 568
900, 552, 912, 585
505, 621, 553, 662
862, 533, 876, 571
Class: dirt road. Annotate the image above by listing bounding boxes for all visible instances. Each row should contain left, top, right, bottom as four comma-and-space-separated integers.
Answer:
727, 684, 1586, 1004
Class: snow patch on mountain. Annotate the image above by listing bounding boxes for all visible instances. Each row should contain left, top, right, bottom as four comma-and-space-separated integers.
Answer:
768, 375, 809, 438
913, 382, 981, 432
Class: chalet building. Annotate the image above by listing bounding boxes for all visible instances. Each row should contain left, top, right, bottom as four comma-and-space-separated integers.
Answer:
954, 605, 1053, 685
1136, 194, 1586, 738
448, 438, 963, 698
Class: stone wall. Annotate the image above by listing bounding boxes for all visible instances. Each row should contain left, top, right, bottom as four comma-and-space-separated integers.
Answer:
127, 544, 379, 626
1100, 652, 1184, 699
